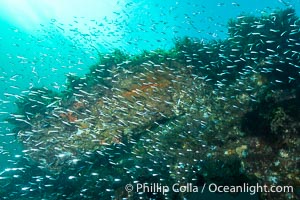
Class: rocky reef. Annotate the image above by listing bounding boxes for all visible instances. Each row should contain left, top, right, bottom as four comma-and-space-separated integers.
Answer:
4, 8, 300, 200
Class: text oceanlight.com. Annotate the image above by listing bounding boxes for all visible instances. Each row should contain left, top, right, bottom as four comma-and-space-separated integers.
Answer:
125, 182, 294, 195
208, 183, 293, 195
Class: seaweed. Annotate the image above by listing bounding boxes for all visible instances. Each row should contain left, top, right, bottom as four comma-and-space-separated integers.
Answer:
5, 8, 300, 200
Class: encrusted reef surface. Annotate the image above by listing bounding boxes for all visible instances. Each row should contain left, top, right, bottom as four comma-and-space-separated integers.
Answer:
4, 8, 300, 200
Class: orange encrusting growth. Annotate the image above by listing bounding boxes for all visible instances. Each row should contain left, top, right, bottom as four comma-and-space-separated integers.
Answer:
60, 112, 78, 122
122, 82, 169, 98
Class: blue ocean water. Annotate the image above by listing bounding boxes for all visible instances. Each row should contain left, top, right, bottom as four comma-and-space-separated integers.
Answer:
0, 1, 300, 199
